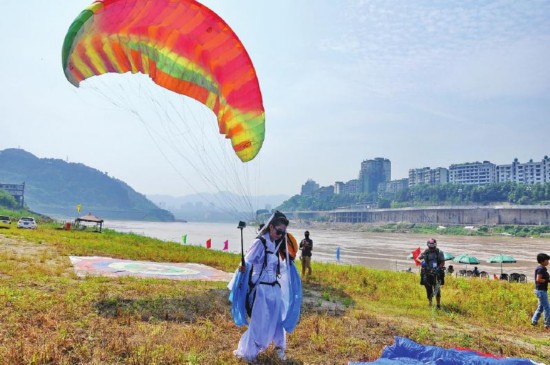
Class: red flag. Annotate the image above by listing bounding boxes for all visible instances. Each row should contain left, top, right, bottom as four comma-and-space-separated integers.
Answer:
206, 238, 212, 249
412, 247, 422, 266
223, 240, 228, 251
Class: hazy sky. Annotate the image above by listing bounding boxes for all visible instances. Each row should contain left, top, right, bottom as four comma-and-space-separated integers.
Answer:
1, 0, 549, 198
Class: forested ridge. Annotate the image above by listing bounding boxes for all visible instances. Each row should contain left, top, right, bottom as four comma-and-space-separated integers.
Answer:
0, 148, 174, 221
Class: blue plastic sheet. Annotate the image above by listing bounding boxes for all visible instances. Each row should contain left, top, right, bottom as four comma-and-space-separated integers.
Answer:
349, 337, 537, 365
282, 261, 302, 333
228, 262, 252, 327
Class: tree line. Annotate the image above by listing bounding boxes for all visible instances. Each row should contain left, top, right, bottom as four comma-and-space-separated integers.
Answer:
278, 182, 550, 211
0, 189, 19, 209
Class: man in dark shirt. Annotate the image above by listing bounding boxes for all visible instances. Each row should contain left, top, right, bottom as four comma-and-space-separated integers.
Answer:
531, 253, 550, 329
299, 231, 313, 279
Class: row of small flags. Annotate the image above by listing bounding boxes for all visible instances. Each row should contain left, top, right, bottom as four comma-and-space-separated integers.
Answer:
181, 233, 342, 261
182, 234, 228, 250
76, 205, 345, 260
206, 238, 229, 250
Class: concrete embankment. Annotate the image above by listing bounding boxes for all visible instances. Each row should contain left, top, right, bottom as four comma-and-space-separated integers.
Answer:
286, 206, 550, 225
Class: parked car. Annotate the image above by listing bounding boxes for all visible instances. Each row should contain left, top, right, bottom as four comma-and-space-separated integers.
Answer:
17, 217, 37, 229
0, 215, 12, 229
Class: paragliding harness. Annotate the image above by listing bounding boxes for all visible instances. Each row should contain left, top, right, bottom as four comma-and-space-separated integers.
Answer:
245, 236, 281, 317
420, 248, 445, 286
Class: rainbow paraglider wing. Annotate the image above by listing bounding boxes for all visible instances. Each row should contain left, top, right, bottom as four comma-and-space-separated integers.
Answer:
62, 0, 265, 162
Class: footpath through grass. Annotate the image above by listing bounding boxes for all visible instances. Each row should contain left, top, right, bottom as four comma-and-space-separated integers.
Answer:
0, 225, 549, 364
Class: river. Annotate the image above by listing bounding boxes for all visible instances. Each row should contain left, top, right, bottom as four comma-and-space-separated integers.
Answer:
104, 220, 549, 279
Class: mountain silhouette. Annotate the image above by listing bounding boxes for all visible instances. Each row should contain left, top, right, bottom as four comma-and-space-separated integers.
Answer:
0, 148, 174, 221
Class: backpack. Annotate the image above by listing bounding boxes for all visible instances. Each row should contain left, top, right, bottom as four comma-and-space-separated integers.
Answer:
420, 248, 445, 286
245, 236, 281, 317
278, 232, 298, 260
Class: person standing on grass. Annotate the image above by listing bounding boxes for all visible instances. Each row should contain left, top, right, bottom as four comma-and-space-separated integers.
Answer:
418, 238, 445, 309
299, 230, 313, 279
234, 211, 292, 362
531, 253, 550, 330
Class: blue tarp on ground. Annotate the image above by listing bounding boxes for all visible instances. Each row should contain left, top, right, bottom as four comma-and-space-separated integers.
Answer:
349, 337, 539, 365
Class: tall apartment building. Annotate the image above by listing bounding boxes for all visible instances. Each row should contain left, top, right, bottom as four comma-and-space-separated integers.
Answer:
496, 156, 550, 184
408, 167, 448, 187
448, 161, 496, 185
359, 157, 391, 194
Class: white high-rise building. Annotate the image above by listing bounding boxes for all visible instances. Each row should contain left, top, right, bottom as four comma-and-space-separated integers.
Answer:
408, 167, 448, 187
497, 156, 550, 184
448, 161, 496, 185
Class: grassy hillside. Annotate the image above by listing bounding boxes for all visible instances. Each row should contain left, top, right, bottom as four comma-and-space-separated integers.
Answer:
0, 148, 174, 221
0, 224, 548, 364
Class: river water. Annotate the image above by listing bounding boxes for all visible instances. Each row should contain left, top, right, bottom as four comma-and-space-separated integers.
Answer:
104, 220, 549, 279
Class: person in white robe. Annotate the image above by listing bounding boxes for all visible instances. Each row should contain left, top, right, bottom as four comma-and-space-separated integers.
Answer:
234, 212, 289, 362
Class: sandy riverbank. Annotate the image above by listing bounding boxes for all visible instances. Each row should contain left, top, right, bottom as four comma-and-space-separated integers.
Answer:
289, 221, 548, 279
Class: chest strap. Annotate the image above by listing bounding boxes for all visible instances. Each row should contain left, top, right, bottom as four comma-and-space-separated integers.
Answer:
259, 281, 280, 287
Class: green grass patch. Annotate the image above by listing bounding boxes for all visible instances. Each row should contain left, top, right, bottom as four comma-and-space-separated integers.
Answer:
0, 225, 548, 363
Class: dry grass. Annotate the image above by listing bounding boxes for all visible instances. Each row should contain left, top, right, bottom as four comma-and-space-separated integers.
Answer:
0, 225, 549, 364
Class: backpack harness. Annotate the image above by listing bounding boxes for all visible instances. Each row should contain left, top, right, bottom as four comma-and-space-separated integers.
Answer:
245, 236, 282, 316
423, 248, 443, 270
249, 236, 281, 286
421, 248, 445, 286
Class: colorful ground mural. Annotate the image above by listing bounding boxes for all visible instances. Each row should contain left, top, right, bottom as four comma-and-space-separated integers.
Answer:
69, 256, 233, 282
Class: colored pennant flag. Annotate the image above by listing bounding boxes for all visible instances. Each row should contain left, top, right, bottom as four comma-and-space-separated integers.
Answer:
223, 240, 229, 251
412, 247, 422, 266
336, 246, 341, 262
182, 234, 187, 244
76, 204, 82, 214
206, 238, 212, 249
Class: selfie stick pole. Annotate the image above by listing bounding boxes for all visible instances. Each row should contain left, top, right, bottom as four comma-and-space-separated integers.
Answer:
238, 221, 246, 267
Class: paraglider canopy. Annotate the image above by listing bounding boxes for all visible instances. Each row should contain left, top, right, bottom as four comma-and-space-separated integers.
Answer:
62, 0, 265, 162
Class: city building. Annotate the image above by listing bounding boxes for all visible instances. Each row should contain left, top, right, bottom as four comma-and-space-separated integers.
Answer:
334, 181, 344, 195
378, 178, 409, 194
301, 179, 320, 196
448, 161, 496, 185
497, 156, 550, 184
310, 155, 550, 199
408, 167, 448, 187
334, 179, 360, 195
359, 157, 391, 194
317, 186, 335, 199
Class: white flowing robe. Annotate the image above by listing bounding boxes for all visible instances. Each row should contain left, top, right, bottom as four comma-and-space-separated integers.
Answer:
234, 233, 286, 361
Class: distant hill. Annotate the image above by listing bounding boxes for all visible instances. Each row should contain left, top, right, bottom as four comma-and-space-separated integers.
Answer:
0, 148, 174, 221
148, 192, 290, 222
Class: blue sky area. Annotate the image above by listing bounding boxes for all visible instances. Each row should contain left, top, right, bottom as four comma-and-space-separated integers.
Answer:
1, 0, 549, 198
